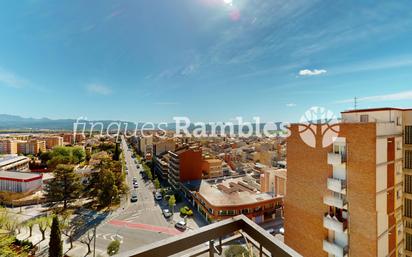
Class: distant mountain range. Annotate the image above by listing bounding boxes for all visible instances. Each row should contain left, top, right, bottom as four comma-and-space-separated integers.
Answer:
0, 114, 284, 135
0, 114, 138, 131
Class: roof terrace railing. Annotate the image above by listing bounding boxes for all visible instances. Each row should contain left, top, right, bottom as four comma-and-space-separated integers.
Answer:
115, 215, 301, 257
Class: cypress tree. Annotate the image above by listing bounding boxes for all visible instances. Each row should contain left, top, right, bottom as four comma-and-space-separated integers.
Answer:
49, 215, 63, 257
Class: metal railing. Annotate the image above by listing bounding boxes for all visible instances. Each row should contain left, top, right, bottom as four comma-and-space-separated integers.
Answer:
115, 215, 301, 257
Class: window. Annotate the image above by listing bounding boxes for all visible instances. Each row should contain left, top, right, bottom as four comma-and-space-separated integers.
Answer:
406, 126, 412, 145
406, 150, 412, 169
397, 189, 402, 199
360, 115, 369, 123
397, 117, 402, 126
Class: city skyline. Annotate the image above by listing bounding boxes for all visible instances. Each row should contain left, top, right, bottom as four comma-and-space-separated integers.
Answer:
1, 1, 412, 123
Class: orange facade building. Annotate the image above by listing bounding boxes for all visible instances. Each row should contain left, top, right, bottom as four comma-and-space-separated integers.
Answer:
285, 108, 412, 257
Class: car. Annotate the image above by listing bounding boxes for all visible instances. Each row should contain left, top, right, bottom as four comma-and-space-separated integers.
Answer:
132, 177, 137, 182
130, 191, 138, 202
155, 192, 162, 200
266, 228, 275, 234
162, 209, 172, 218
133, 183, 139, 189
175, 220, 187, 230
278, 227, 284, 235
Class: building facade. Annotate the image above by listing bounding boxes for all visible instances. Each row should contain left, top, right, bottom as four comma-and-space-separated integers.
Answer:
0, 171, 42, 193
0, 140, 18, 154
202, 158, 223, 178
168, 147, 203, 189
45, 136, 63, 149
183, 176, 283, 224
285, 107, 411, 257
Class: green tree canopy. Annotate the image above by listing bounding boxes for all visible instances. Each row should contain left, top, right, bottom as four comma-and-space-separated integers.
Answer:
44, 164, 83, 209
107, 240, 121, 256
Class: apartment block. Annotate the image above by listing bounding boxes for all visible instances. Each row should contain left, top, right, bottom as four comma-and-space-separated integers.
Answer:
17, 140, 46, 155
285, 107, 410, 257
154, 153, 169, 180
202, 158, 223, 178
0, 140, 18, 154
260, 167, 286, 196
168, 147, 202, 190
153, 139, 175, 156
44, 136, 63, 149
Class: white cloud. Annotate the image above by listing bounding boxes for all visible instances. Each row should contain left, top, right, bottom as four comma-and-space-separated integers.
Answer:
286, 103, 296, 107
0, 68, 28, 88
298, 69, 327, 76
337, 90, 412, 104
86, 83, 112, 95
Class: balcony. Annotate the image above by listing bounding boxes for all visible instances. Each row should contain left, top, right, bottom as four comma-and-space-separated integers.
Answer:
323, 239, 348, 257
323, 213, 347, 233
327, 152, 346, 165
324, 195, 347, 209
115, 215, 301, 257
327, 177, 346, 194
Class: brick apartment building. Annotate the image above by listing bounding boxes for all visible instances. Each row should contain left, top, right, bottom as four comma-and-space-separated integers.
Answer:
168, 147, 203, 190
285, 107, 412, 257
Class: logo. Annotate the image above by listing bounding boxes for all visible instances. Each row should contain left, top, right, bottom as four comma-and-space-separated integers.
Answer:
298, 106, 340, 148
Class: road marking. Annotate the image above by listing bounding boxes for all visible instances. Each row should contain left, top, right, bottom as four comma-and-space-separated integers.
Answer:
96, 233, 124, 243
108, 220, 182, 236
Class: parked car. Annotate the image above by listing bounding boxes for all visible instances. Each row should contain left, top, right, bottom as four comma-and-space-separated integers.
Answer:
133, 177, 137, 182
179, 206, 193, 216
155, 192, 162, 200
131, 191, 138, 202
278, 227, 284, 235
175, 220, 187, 230
162, 209, 172, 218
266, 228, 275, 234
133, 183, 139, 189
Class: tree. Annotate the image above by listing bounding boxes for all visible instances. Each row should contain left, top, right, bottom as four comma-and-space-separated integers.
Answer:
113, 142, 120, 161
224, 245, 252, 257
24, 219, 35, 237
154, 179, 160, 189
97, 169, 119, 207
44, 164, 83, 210
168, 195, 176, 213
80, 230, 95, 254
35, 216, 50, 241
71, 147, 86, 164
107, 240, 120, 256
61, 213, 78, 250
49, 216, 63, 257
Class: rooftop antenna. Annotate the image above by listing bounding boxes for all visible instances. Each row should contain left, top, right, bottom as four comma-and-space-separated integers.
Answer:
354, 97, 358, 110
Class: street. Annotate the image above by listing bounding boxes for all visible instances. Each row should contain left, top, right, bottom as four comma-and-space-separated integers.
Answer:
91, 136, 181, 255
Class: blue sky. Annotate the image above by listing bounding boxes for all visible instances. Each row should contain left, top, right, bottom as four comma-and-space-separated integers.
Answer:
1, 0, 412, 123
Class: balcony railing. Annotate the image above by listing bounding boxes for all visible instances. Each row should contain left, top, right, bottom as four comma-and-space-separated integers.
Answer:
323, 239, 348, 257
327, 177, 346, 194
327, 152, 346, 165
324, 195, 347, 209
323, 213, 347, 233
115, 215, 301, 257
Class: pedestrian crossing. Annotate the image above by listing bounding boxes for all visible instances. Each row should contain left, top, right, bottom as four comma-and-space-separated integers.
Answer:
96, 233, 124, 244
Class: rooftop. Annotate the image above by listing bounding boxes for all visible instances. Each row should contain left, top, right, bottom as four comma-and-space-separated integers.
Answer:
186, 176, 277, 207
0, 155, 30, 167
341, 107, 412, 114
0, 171, 42, 181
